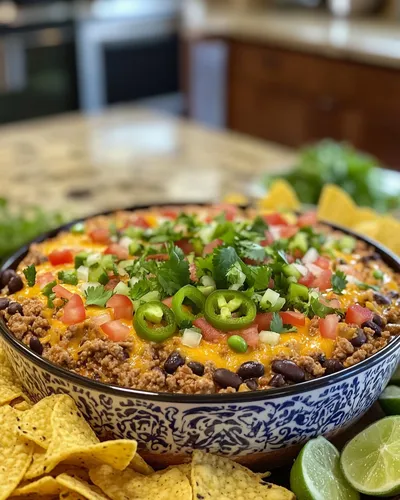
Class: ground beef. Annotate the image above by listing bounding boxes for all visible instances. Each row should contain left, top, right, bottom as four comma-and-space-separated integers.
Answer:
332, 337, 355, 361
296, 356, 325, 377
308, 317, 319, 337
343, 330, 391, 368
20, 244, 47, 267
46, 345, 76, 369
165, 364, 216, 394
386, 323, 400, 336
5, 298, 50, 342
385, 307, 400, 324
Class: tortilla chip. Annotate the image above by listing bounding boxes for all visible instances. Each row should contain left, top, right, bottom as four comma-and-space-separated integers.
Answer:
10, 476, 61, 497
129, 454, 154, 475
13, 400, 33, 412
56, 473, 109, 500
90, 464, 192, 500
0, 405, 34, 499
377, 215, 400, 254
0, 348, 23, 406
317, 185, 357, 227
223, 193, 249, 205
352, 220, 381, 240
50, 465, 90, 483
24, 397, 136, 479
18, 396, 64, 449
354, 207, 380, 224
59, 491, 83, 500
171, 463, 191, 480
191, 450, 294, 500
259, 180, 300, 211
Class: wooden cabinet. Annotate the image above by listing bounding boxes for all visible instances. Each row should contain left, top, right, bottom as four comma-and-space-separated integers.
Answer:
225, 40, 400, 167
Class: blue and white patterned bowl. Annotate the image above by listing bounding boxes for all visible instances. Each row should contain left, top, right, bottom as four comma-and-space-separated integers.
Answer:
1, 209, 400, 468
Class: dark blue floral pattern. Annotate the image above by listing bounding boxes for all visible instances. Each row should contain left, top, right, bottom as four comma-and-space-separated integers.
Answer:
2, 339, 399, 458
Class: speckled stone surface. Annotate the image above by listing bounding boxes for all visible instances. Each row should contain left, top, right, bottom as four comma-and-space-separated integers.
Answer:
182, 0, 400, 69
0, 106, 294, 217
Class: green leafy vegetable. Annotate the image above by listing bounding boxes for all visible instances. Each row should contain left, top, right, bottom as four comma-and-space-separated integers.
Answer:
85, 285, 113, 307
237, 241, 266, 263
23, 264, 36, 287
270, 312, 297, 333
331, 270, 347, 295
156, 245, 190, 296
310, 296, 338, 318
212, 247, 240, 288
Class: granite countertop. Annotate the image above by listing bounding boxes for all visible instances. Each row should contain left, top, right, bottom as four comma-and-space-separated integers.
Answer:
0, 106, 294, 218
182, 0, 400, 69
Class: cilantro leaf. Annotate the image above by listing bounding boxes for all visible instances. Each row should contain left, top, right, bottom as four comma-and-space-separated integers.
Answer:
156, 245, 190, 296
276, 249, 289, 265
226, 262, 246, 290
237, 241, 266, 263
212, 247, 240, 288
270, 312, 297, 333
85, 285, 113, 307
250, 216, 269, 235
247, 266, 271, 291
310, 296, 338, 318
23, 264, 36, 287
331, 270, 347, 294
129, 279, 151, 300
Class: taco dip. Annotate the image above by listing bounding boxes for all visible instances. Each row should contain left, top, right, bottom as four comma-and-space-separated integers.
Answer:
1, 204, 399, 395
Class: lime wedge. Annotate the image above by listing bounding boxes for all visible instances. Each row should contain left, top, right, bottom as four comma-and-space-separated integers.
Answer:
341, 416, 400, 497
391, 363, 400, 386
290, 436, 360, 500
379, 385, 400, 415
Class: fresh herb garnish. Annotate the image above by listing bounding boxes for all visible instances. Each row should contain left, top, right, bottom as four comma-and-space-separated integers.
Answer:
356, 281, 380, 292
23, 264, 36, 287
212, 247, 240, 288
331, 270, 347, 295
310, 296, 338, 318
237, 241, 266, 263
270, 312, 297, 333
155, 245, 190, 296
85, 285, 113, 307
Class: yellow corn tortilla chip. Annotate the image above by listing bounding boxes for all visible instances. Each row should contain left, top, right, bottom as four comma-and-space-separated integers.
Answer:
259, 180, 300, 211
352, 220, 381, 240
90, 464, 192, 500
13, 400, 33, 412
59, 491, 83, 500
56, 473, 109, 500
354, 207, 380, 224
171, 463, 191, 480
10, 476, 61, 497
50, 465, 90, 483
0, 347, 23, 406
129, 454, 154, 475
223, 193, 249, 206
0, 405, 34, 500
17, 395, 66, 449
377, 215, 400, 255
191, 450, 294, 500
317, 184, 357, 228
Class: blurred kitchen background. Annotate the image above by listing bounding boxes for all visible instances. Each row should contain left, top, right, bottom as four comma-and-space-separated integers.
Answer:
0, 0, 400, 260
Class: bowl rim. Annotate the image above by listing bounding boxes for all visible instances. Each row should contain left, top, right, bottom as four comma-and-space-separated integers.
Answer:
1, 202, 400, 404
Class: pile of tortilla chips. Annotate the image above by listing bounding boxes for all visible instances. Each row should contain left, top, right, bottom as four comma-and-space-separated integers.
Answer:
0, 345, 294, 500
256, 180, 400, 255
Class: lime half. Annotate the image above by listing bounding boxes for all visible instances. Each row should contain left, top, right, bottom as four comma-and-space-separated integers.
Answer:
391, 363, 400, 386
290, 436, 359, 500
379, 385, 400, 415
341, 416, 400, 497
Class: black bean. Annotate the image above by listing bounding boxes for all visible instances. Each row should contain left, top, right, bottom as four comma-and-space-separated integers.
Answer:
372, 314, 385, 328
237, 361, 265, 380
373, 293, 391, 306
213, 368, 242, 390
29, 336, 43, 355
271, 360, 305, 383
164, 351, 185, 374
269, 374, 286, 387
323, 359, 344, 375
317, 353, 326, 365
0, 297, 10, 310
350, 328, 367, 348
360, 253, 380, 263
7, 302, 23, 316
389, 291, 399, 299
187, 361, 204, 376
245, 378, 258, 391
0, 269, 17, 289
8, 275, 24, 294
361, 320, 382, 336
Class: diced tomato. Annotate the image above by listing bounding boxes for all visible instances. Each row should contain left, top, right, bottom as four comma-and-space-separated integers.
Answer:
279, 225, 298, 239
229, 326, 259, 348
53, 284, 73, 300
101, 320, 130, 341
145, 254, 169, 261
311, 269, 333, 291
193, 318, 226, 343
106, 294, 133, 320
132, 215, 150, 229
105, 277, 120, 291
189, 263, 198, 282
159, 209, 178, 219
314, 256, 330, 270
319, 314, 339, 339
320, 297, 341, 309
254, 313, 273, 332
104, 244, 129, 260
92, 313, 112, 326
48, 249, 73, 266
60, 294, 86, 325
345, 304, 373, 326
263, 213, 288, 226
203, 239, 223, 255
299, 272, 315, 287
297, 211, 317, 228
162, 297, 173, 308
36, 272, 55, 289
260, 231, 274, 247
280, 311, 306, 327
89, 228, 110, 244
176, 239, 194, 255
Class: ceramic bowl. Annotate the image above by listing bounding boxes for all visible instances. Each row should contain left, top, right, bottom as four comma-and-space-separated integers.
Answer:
1, 209, 399, 468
